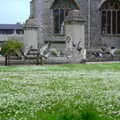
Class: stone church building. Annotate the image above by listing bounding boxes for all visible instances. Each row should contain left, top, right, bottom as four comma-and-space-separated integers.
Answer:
24, 0, 120, 54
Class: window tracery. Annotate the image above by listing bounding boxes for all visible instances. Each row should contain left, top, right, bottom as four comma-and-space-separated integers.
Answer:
101, 1, 120, 35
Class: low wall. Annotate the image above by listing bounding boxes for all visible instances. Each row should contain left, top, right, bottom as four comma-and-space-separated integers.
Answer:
0, 34, 24, 43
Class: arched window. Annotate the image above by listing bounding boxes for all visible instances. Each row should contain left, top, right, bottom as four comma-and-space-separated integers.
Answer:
101, 1, 120, 34
51, 0, 80, 34
53, 9, 69, 34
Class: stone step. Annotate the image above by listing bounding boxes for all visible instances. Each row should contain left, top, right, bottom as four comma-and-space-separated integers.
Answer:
87, 56, 120, 62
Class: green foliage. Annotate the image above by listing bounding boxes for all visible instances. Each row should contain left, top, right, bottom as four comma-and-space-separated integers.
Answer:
80, 104, 104, 120
34, 103, 109, 120
1, 39, 23, 56
1, 39, 23, 65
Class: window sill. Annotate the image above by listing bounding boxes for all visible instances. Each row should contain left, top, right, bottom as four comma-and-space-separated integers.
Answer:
53, 33, 65, 36
102, 34, 120, 37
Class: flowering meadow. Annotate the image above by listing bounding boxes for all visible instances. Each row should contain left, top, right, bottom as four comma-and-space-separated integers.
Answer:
0, 63, 120, 120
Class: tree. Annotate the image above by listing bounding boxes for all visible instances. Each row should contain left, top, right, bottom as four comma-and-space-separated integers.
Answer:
1, 40, 23, 66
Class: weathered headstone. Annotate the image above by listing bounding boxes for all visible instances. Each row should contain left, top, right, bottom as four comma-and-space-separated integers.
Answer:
24, 18, 38, 55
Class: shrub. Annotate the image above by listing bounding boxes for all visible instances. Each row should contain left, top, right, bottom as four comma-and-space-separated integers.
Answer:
34, 103, 110, 120
80, 104, 103, 120
1, 39, 23, 65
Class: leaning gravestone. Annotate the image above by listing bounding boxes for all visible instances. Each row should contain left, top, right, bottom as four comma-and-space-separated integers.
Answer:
65, 10, 86, 63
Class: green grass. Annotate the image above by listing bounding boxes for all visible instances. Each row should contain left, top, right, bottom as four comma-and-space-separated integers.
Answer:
0, 63, 120, 120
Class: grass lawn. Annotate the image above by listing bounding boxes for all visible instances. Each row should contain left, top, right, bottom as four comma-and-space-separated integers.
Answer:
0, 63, 120, 120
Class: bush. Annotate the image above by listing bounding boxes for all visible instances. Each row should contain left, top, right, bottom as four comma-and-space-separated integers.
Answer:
80, 104, 103, 120
1, 39, 23, 65
34, 103, 110, 120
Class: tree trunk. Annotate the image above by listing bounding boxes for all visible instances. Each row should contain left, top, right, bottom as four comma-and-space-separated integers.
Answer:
40, 57, 44, 65
5, 55, 8, 66
36, 53, 40, 65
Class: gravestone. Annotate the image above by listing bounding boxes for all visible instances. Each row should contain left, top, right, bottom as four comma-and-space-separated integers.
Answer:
24, 18, 38, 55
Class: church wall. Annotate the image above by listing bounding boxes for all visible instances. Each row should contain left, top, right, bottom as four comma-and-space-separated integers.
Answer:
32, 0, 120, 49
34, 0, 53, 44
101, 36, 120, 48
78, 0, 89, 48
90, 0, 120, 48
90, 0, 102, 48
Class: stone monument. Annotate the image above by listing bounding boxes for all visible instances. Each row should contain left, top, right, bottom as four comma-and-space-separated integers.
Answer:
65, 10, 86, 63
24, 18, 38, 55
